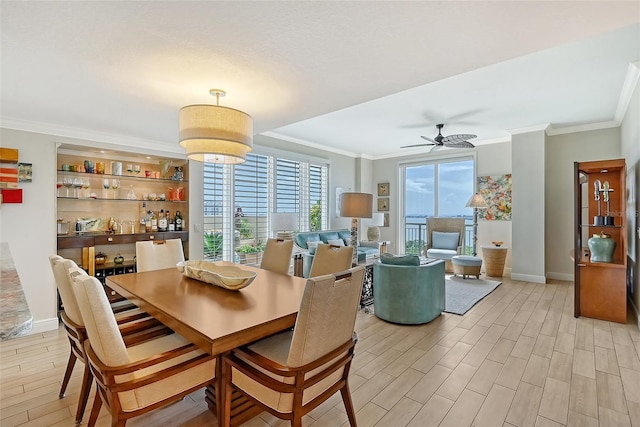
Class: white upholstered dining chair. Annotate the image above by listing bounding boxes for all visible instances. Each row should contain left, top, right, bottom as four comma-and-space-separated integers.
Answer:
70, 273, 216, 427
260, 238, 294, 275
308, 244, 354, 277
48, 255, 168, 426
221, 265, 365, 427
135, 238, 185, 272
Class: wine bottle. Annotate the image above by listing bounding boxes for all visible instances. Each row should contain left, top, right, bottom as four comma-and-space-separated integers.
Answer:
175, 210, 183, 231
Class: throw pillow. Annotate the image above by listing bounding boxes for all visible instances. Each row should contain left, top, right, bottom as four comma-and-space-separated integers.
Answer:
307, 241, 320, 254
380, 253, 420, 266
343, 237, 352, 247
431, 231, 460, 251
327, 239, 345, 247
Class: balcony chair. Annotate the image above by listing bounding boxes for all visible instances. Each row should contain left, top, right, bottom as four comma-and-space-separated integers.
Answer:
308, 244, 354, 277
260, 238, 294, 275
70, 273, 216, 427
425, 217, 465, 272
221, 266, 366, 427
49, 255, 170, 426
135, 238, 185, 272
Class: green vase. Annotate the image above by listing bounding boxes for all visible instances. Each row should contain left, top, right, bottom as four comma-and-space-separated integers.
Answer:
588, 233, 616, 263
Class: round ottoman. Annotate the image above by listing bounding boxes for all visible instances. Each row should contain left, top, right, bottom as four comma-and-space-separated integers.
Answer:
452, 255, 482, 279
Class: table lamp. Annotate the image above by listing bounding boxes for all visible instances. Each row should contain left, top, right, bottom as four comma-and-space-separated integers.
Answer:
340, 192, 373, 266
364, 212, 385, 241
270, 213, 299, 240
465, 192, 488, 256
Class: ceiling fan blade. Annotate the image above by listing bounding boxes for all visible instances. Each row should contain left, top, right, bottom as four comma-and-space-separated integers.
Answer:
441, 133, 477, 144
401, 143, 435, 148
430, 145, 443, 152
420, 136, 438, 143
443, 140, 475, 148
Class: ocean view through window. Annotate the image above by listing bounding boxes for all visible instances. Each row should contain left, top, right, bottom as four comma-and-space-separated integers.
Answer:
401, 156, 475, 255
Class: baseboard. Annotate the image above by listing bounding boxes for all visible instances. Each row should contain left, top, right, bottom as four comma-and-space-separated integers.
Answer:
630, 297, 640, 331
26, 317, 59, 336
546, 272, 574, 282
510, 273, 547, 284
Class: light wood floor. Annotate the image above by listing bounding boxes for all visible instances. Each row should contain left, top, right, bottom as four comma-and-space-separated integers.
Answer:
2, 277, 640, 427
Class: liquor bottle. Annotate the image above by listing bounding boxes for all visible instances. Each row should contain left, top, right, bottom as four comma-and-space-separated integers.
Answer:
139, 202, 147, 233
158, 209, 167, 232
150, 210, 158, 232
167, 210, 175, 232
145, 210, 152, 232
175, 210, 183, 231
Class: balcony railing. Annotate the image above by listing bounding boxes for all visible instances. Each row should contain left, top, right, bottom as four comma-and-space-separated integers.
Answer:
405, 222, 474, 256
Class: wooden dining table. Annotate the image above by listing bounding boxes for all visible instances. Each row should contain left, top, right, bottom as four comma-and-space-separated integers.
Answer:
106, 261, 308, 425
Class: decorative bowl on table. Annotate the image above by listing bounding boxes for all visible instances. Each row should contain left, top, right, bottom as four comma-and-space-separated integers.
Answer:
176, 260, 257, 291
491, 241, 504, 247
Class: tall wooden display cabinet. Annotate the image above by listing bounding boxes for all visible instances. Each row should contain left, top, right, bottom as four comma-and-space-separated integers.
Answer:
574, 159, 627, 323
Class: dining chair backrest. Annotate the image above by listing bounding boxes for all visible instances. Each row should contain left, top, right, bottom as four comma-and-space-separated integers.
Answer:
136, 238, 185, 272
260, 238, 294, 275
287, 265, 365, 367
71, 274, 130, 368
49, 255, 85, 326
308, 244, 354, 277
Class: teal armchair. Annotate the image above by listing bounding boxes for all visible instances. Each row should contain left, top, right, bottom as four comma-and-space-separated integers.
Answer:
373, 258, 445, 324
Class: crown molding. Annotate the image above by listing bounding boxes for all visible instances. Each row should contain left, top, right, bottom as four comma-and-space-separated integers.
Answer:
546, 120, 620, 136
0, 117, 183, 156
261, 131, 370, 159
507, 123, 551, 136
614, 60, 640, 123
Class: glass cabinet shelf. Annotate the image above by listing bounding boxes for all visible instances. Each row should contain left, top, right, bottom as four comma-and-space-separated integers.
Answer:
57, 170, 188, 183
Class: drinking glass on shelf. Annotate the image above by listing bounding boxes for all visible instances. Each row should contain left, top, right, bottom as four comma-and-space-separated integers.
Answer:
63, 177, 73, 197
126, 164, 134, 175
56, 177, 63, 197
102, 178, 110, 199
126, 185, 137, 200
82, 179, 91, 198
72, 178, 82, 198
111, 179, 120, 199
133, 164, 141, 175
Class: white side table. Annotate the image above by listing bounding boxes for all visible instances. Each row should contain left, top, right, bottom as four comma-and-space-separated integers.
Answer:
481, 245, 508, 277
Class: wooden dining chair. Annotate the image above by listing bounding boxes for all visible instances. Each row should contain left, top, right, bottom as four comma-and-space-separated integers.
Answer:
70, 273, 216, 427
308, 244, 354, 277
49, 255, 170, 426
221, 266, 365, 427
135, 238, 185, 272
260, 238, 294, 275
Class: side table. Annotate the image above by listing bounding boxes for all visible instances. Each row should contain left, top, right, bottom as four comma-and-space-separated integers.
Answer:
358, 258, 376, 312
481, 245, 508, 277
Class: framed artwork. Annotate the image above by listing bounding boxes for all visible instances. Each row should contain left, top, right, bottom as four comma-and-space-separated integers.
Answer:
336, 187, 347, 217
383, 213, 389, 227
377, 197, 389, 211
377, 182, 389, 196
18, 163, 32, 182
477, 174, 512, 221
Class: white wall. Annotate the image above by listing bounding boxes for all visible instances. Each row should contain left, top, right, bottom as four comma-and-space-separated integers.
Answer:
545, 127, 621, 281
476, 141, 513, 273
511, 130, 546, 283
620, 67, 640, 328
0, 129, 59, 333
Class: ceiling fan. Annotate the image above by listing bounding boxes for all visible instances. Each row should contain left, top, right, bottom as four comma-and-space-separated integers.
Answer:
401, 124, 477, 151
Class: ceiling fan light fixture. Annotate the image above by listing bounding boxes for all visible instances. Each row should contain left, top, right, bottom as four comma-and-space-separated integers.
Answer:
179, 89, 253, 164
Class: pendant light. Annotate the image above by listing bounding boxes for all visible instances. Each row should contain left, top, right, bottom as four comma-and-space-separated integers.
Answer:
179, 89, 253, 164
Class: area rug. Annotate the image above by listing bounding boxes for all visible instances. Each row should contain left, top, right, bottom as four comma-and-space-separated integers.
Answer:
445, 275, 501, 315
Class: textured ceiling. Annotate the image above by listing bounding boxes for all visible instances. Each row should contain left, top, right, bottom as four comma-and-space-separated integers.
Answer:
1, 2, 639, 158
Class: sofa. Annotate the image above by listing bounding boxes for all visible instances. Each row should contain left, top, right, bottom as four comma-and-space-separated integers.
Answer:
293, 229, 382, 278
373, 255, 445, 324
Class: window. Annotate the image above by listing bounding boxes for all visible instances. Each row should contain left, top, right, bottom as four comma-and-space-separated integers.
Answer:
400, 156, 474, 255
203, 151, 329, 264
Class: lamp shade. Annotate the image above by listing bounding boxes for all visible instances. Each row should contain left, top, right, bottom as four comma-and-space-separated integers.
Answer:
363, 212, 384, 226
465, 193, 488, 209
340, 192, 373, 218
179, 104, 253, 164
271, 213, 299, 231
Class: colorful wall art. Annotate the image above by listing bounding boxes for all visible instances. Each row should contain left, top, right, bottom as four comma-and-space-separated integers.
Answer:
478, 174, 512, 221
